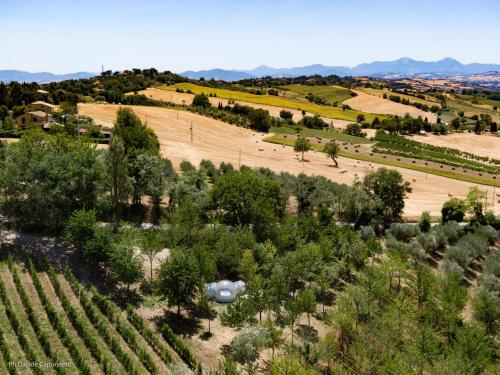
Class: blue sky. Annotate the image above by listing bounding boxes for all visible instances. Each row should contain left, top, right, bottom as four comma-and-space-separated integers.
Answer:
1, 0, 499, 73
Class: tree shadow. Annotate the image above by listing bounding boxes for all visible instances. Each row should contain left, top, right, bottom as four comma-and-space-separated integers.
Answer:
152, 309, 202, 338
296, 324, 319, 345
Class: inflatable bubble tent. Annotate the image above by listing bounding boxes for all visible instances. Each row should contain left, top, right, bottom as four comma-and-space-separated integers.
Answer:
204, 280, 246, 303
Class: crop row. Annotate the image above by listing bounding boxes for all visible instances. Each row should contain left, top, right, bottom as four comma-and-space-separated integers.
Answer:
0, 271, 43, 375
0, 318, 17, 374
89, 285, 160, 374
64, 268, 158, 375
161, 323, 201, 373
26, 259, 92, 375
374, 134, 499, 174
375, 132, 500, 167
443, 226, 498, 278
44, 262, 119, 375
10, 263, 66, 375
126, 306, 174, 365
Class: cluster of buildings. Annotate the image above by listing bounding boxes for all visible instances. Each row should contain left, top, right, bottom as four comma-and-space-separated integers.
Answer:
16, 100, 56, 129
15, 100, 111, 138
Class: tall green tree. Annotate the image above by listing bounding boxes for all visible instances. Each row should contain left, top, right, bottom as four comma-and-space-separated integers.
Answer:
106, 135, 130, 222
156, 248, 203, 315
363, 168, 412, 221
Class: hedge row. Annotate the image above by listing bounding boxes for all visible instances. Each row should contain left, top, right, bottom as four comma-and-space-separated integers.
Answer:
0, 273, 43, 375
10, 264, 66, 375
26, 259, 92, 375
45, 262, 118, 375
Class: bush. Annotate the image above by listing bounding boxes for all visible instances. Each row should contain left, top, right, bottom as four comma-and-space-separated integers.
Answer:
359, 225, 376, 241
192, 94, 211, 108
442, 259, 465, 279
444, 246, 472, 269
180, 160, 196, 173
442, 198, 467, 223
419, 211, 431, 232
416, 232, 438, 254
387, 223, 420, 242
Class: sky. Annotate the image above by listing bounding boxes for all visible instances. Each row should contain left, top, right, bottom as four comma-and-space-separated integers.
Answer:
1, 0, 499, 73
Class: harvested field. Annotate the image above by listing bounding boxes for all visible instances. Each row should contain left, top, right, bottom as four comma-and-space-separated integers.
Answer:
344, 90, 437, 122
138, 87, 351, 127
79, 103, 500, 216
411, 133, 500, 160
159, 83, 382, 122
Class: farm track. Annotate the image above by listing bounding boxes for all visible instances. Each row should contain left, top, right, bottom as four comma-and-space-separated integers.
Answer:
80, 103, 500, 216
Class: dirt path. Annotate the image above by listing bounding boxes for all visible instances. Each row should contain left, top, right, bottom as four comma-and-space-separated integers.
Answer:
344, 90, 437, 122
79, 103, 500, 217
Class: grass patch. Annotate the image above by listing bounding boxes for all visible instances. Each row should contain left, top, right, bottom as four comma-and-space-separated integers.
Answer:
269, 126, 373, 144
160, 83, 383, 123
264, 136, 500, 187
282, 84, 354, 104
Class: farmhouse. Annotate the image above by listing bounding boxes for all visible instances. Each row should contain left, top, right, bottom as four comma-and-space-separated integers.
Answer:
16, 100, 57, 127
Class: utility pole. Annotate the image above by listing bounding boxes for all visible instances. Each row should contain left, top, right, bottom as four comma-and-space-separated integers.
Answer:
190, 121, 193, 143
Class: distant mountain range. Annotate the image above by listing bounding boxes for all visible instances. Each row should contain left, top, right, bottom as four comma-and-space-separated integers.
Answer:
180, 58, 500, 81
0, 70, 97, 83
2, 58, 500, 84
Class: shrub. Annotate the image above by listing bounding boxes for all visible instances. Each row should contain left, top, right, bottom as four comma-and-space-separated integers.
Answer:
180, 160, 196, 173
407, 239, 426, 260
416, 232, 438, 254
439, 221, 461, 244
444, 246, 471, 269
442, 198, 467, 223
475, 225, 498, 245
442, 259, 465, 279
192, 94, 211, 108
419, 211, 431, 232
359, 226, 376, 241
387, 223, 420, 242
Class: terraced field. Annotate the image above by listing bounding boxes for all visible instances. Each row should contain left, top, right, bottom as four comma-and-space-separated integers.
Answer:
0, 257, 195, 375
159, 83, 382, 123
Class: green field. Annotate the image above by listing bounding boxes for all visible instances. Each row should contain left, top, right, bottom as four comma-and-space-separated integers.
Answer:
282, 84, 354, 104
269, 126, 373, 144
264, 135, 500, 187
447, 97, 500, 122
160, 83, 383, 123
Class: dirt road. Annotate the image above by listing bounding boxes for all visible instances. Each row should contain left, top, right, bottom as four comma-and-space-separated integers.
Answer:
79, 103, 500, 217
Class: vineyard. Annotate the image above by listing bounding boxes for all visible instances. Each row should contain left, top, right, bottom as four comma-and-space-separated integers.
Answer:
374, 132, 500, 175
0, 254, 197, 375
